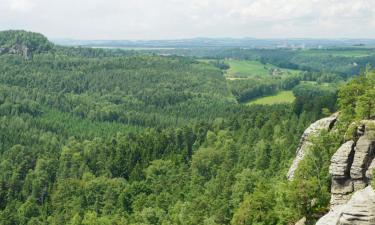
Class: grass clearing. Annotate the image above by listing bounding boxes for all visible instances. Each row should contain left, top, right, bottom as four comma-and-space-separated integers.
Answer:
225, 59, 301, 79
247, 91, 295, 105
226, 60, 270, 78
299, 49, 373, 58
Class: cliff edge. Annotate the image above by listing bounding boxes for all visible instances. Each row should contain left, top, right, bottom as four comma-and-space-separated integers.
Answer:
316, 120, 375, 224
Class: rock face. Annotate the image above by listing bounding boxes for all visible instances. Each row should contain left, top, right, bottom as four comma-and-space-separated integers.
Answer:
329, 122, 375, 208
316, 120, 375, 224
316, 186, 375, 225
329, 141, 355, 179
287, 114, 338, 180
0, 44, 30, 59
350, 136, 375, 179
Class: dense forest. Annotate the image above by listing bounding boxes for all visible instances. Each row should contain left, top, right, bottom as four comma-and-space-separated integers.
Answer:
0, 30, 373, 225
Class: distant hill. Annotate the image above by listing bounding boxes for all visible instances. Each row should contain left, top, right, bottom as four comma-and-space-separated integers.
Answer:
52, 37, 375, 49
0, 30, 54, 58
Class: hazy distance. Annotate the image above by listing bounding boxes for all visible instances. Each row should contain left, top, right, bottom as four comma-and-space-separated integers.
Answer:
1, 0, 375, 40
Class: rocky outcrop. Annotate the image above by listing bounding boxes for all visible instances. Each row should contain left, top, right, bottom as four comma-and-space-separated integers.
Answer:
329, 121, 375, 208
316, 186, 375, 225
316, 120, 375, 224
287, 114, 338, 180
0, 44, 31, 59
366, 159, 375, 179
351, 135, 375, 179
329, 140, 355, 179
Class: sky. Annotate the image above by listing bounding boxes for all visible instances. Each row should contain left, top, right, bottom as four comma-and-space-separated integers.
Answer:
1, 0, 375, 40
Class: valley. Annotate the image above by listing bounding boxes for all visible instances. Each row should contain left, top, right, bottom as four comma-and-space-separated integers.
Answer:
0, 30, 375, 225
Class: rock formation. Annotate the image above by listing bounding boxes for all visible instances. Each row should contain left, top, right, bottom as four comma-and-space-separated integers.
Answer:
295, 217, 306, 225
1, 44, 31, 59
316, 186, 375, 225
287, 114, 338, 180
316, 120, 375, 224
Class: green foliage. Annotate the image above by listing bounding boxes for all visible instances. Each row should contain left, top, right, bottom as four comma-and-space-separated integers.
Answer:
229, 76, 300, 103
0, 30, 53, 56
293, 83, 338, 116
225, 59, 300, 79
247, 91, 295, 105
338, 70, 375, 121
291, 131, 342, 221
0, 32, 353, 225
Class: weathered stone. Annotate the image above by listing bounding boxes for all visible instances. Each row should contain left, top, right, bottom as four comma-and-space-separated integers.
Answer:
295, 217, 306, 225
3, 44, 31, 59
316, 205, 345, 225
287, 114, 338, 180
315, 120, 375, 224
316, 186, 375, 225
329, 141, 355, 179
366, 158, 375, 179
339, 186, 375, 225
352, 179, 367, 191
357, 124, 365, 137
350, 136, 375, 179
330, 193, 352, 209
331, 179, 353, 194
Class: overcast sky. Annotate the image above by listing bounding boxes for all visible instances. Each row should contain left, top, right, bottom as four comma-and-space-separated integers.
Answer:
1, 0, 375, 40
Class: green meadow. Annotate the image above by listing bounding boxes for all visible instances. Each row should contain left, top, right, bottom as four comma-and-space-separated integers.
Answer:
225, 59, 300, 78
247, 91, 296, 105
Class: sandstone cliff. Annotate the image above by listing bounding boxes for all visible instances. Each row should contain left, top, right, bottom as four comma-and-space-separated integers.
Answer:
316, 120, 375, 225
287, 114, 338, 180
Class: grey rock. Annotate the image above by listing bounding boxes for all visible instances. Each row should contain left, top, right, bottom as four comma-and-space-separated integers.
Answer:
339, 186, 375, 225
353, 179, 367, 191
329, 141, 355, 179
287, 114, 338, 180
316, 205, 345, 225
4, 44, 31, 59
357, 124, 365, 137
330, 193, 352, 209
316, 186, 375, 225
331, 179, 353, 195
316, 120, 375, 224
366, 158, 375, 179
350, 136, 375, 179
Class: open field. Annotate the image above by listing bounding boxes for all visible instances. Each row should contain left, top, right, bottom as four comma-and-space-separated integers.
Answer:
225, 60, 270, 77
225, 59, 301, 78
247, 91, 295, 105
299, 49, 374, 58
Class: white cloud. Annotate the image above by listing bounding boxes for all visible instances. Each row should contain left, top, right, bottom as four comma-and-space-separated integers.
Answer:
0, 0, 374, 39
8, 0, 35, 12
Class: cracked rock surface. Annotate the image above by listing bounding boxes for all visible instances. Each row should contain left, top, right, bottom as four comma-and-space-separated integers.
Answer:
317, 186, 375, 225
316, 120, 375, 224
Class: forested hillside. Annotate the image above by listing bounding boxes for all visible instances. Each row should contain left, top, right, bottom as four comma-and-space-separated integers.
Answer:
152, 48, 375, 77
0, 30, 370, 225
